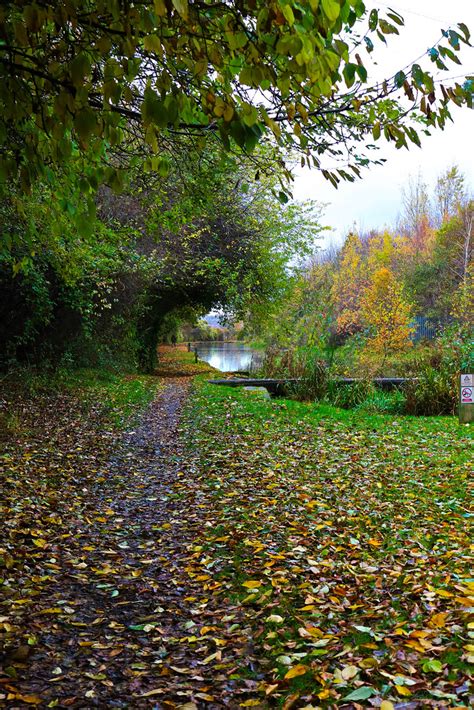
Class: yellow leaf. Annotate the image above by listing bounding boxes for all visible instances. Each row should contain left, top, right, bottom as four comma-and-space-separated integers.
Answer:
434, 588, 453, 598
153, 0, 167, 17
240, 701, 262, 707
200, 626, 215, 635
284, 664, 309, 679
368, 538, 382, 546
40, 607, 63, 614
172, 0, 188, 19
358, 657, 378, 669
242, 580, 262, 589
264, 683, 279, 695
405, 640, 426, 653
140, 689, 165, 697
380, 702, 395, 710
429, 612, 448, 627
32, 538, 47, 548
395, 685, 412, 697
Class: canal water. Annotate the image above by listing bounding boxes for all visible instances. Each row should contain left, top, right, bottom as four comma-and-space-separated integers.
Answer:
193, 342, 262, 373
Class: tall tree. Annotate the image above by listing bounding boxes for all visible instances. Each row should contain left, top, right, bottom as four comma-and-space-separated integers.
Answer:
331, 232, 367, 338
434, 165, 466, 226
361, 266, 413, 367
399, 173, 431, 235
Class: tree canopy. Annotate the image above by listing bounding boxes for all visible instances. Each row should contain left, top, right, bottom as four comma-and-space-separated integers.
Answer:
0, 141, 324, 369
1, 0, 473, 197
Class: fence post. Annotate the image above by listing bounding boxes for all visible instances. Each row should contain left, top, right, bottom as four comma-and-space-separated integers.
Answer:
459, 372, 473, 424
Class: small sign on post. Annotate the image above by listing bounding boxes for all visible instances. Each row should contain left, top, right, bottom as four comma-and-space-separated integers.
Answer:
459, 373, 473, 423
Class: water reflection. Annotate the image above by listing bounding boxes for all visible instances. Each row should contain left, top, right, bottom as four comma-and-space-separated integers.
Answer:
193, 342, 262, 373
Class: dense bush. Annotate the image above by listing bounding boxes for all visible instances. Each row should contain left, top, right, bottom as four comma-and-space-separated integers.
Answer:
403, 366, 456, 416
325, 379, 373, 409
403, 329, 471, 416
259, 329, 473, 417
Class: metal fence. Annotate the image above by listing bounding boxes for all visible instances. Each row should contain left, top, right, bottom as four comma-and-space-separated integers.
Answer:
411, 316, 449, 342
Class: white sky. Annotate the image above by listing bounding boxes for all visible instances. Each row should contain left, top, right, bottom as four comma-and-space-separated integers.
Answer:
294, 0, 474, 244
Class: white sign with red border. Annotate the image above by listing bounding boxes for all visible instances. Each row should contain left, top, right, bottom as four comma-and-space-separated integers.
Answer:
460, 374, 473, 404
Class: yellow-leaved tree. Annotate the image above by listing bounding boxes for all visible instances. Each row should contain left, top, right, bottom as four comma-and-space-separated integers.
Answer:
331, 232, 368, 338
361, 267, 414, 369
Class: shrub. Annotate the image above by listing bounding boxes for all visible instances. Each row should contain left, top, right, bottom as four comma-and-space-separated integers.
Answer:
326, 380, 374, 409
404, 364, 456, 416
259, 346, 328, 401
356, 389, 406, 415
403, 328, 471, 416
289, 358, 328, 401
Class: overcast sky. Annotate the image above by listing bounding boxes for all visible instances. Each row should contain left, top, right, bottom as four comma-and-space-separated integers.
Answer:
293, 0, 474, 245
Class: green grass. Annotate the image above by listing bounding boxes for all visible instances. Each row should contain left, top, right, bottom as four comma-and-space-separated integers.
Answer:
1, 366, 161, 430
179, 375, 473, 706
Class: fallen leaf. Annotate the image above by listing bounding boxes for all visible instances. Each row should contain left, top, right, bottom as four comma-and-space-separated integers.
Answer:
284, 664, 308, 680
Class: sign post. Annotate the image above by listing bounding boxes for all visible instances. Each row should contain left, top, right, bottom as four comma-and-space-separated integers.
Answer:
459, 373, 473, 424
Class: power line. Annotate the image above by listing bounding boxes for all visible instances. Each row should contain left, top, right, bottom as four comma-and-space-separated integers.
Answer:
433, 71, 474, 82
376, 2, 459, 26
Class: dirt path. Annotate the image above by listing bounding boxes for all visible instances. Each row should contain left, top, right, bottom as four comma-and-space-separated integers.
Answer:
1, 378, 254, 709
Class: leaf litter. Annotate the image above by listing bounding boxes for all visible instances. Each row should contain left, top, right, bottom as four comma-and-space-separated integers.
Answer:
0, 360, 472, 708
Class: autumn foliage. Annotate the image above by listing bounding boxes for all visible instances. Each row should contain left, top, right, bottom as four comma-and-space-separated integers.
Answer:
361, 267, 414, 365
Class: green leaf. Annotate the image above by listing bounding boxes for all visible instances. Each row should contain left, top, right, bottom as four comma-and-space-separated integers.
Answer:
142, 88, 169, 127
411, 63, 424, 88
356, 64, 367, 82
344, 687, 376, 701
394, 70, 406, 88
343, 63, 356, 88
172, 0, 188, 19
70, 53, 91, 86
458, 22, 470, 42
282, 5, 295, 27
74, 108, 97, 142
321, 0, 340, 23
422, 659, 443, 673
369, 8, 378, 30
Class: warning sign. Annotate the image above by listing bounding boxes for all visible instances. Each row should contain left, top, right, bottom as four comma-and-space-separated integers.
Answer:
460, 373, 473, 387
461, 386, 473, 404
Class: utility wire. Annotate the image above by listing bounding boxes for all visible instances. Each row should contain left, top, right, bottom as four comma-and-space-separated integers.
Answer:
375, 1, 460, 26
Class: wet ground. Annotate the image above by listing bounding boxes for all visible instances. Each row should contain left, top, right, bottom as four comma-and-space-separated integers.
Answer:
1, 378, 256, 708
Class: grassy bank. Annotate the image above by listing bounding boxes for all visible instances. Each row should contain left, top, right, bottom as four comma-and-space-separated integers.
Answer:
181, 375, 473, 707
0, 366, 161, 439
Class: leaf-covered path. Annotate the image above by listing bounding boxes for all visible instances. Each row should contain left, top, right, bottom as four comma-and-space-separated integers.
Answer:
1, 375, 255, 707
1, 357, 472, 708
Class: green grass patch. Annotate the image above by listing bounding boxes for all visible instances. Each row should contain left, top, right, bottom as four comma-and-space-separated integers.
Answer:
1, 366, 161, 430
179, 377, 472, 706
